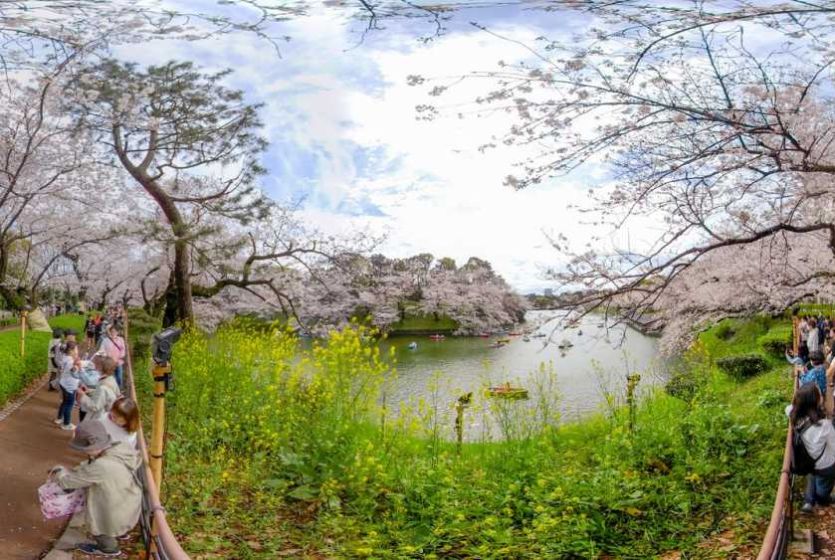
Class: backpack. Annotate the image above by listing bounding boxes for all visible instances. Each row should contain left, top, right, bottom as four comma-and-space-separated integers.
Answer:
792, 419, 826, 475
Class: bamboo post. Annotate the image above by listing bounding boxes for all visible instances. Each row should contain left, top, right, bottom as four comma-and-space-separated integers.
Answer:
455, 401, 464, 454
19, 310, 27, 357
626, 373, 641, 434
149, 362, 172, 496
380, 392, 387, 443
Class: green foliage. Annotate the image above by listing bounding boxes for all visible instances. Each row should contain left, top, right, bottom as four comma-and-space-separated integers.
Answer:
665, 342, 711, 402
699, 315, 776, 359
50, 314, 86, 332
757, 325, 793, 358
389, 314, 458, 334
126, 308, 162, 359
714, 322, 735, 341
716, 354, 770, 380
0, 314, 84, 406
131, 315, 789, 559
792, 303, 835, 318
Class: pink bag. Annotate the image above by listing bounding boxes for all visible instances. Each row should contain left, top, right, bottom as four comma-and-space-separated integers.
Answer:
37, 481, 85, 520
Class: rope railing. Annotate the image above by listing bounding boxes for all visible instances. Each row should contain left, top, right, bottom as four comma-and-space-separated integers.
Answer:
756, 318, 802, 560
123, 315, 190, 560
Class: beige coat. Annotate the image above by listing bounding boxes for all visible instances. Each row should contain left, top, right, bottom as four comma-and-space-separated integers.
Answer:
78, 376, 120, 415
55, 442, 142, 536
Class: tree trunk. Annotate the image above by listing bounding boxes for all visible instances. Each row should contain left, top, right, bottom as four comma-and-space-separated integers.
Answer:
173, 238, 193, 326
113, 125, 194, 327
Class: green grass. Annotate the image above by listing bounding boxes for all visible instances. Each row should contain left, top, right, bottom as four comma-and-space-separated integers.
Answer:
793, 303, 835, 317
389, 314, 459, 334
127, 314, 794, 559
0, 313, 85, 406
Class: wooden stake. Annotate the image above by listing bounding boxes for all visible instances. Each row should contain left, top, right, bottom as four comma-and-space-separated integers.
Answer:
149, 362, 171, 496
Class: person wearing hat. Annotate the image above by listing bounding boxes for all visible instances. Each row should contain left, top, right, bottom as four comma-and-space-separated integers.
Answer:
49, 419, 142, 557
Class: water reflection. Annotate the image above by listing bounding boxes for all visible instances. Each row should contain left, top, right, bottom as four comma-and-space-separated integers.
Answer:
377, 310, 661, 441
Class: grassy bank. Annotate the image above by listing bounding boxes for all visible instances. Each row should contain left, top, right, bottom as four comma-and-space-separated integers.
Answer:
388, 314, 459, 335
129, 313, 793, 559
0, 313, 85, 406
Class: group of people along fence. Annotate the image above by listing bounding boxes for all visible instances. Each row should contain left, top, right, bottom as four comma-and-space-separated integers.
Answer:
42, 304, 144, 557
787, 314, 835, 515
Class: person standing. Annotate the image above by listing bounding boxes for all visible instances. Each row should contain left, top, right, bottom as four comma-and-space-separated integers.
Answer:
99, 325, 126, 390
800, 351, 828, 397
791, 383, 835, 513
47, 328, 64, 392
83, 314, 96, 353
54, 341, 81, 430
808, 317, 822, 355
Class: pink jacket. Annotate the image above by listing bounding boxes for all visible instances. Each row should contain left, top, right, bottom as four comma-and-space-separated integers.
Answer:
100, 335, 126, 366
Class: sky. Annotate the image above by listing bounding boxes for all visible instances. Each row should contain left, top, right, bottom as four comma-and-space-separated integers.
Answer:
113, 2, 661, 293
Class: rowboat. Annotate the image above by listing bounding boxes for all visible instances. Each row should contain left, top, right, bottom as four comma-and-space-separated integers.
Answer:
478, 333, 491, 338
428, 334, 445, 340
488, 341, 506, 348
496, 338, 511, 344
486, 384, 529, 399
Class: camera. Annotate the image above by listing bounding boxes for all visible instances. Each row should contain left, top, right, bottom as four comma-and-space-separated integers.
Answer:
151, 327, 182, 364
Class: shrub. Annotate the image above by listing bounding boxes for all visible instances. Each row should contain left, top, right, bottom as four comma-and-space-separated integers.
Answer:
757, 326, 793, 358
716, 354, 769, 379
126, 308, 162, 359
714, 322, 736, 340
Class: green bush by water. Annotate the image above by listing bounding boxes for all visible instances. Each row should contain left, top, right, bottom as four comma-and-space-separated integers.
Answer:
128, 316, 792, 559
716, 354, 770, 379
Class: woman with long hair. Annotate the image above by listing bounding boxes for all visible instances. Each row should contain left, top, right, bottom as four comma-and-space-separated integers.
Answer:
791, 383, 835, 513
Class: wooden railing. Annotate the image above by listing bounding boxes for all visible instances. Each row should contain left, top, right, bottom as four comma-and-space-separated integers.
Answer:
124, 316, 190, 560
756, 318, 802, 560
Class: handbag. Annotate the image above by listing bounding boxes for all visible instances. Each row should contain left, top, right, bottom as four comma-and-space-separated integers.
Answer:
37, 481, 85, 520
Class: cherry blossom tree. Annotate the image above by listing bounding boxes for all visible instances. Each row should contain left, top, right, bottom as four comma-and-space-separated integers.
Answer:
410, 1, 835, 336
66, 59, 273, 325
0, 57, 122, 308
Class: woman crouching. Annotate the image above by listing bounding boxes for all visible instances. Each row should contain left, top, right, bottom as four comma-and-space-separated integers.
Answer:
49, 419, 142, 557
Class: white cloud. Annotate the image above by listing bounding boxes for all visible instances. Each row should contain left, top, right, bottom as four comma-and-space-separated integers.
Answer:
114, 5, 660, 292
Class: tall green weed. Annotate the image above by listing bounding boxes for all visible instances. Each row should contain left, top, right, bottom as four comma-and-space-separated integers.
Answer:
130, 319, 792, 559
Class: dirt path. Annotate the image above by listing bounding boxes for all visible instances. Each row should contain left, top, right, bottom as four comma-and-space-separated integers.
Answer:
0, 378, 85, 559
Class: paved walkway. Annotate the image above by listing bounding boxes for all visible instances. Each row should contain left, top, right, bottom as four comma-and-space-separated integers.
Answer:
0, 378, 85, 559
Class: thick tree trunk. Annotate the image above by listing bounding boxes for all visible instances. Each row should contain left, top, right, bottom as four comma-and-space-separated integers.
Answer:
172, 238, 193, 326
113, 125, 195, 327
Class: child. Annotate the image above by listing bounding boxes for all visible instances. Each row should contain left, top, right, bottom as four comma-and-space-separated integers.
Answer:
47, 328, 64, 392
77, 356, 121, 422
103, 396, 140, 447
49, 419, 142, 557
54, 341, 81, 430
